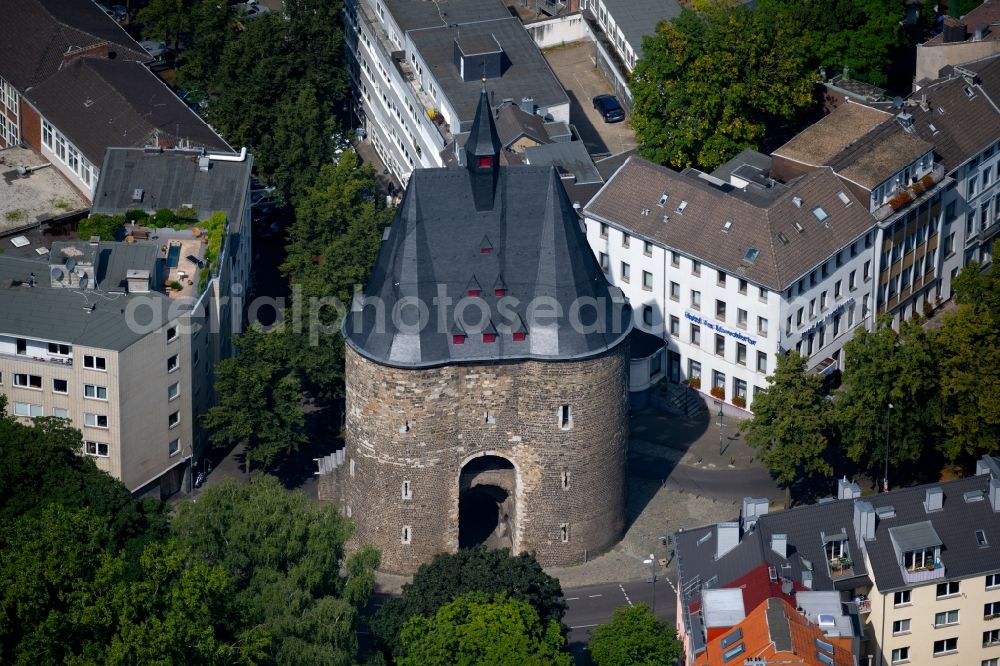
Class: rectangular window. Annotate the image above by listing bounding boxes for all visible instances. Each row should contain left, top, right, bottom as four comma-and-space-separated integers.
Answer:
621, 232, 630, 248
47, 343, 70, 355
692, 260, 701, 276
757, 351, 767, 373
715, 299, 726, 320
722, 643, 745, 662
166, 326, 178, 342
738, 279, 747, 295
820, 291, 828, 311
736, 342, 746, 365
84, 384, 107, 400
643, 240, 653, 256
934, 610, 959, 626
758, 317, 768, 336
690, 324, 701, 346
559, 405, 571, 430
933, 637, 957, 655
809, 299, 816, 319
642, 305, 653, 326
987, 574, 1000, 589
937, 581, 960, 598
864, 260, 872, 281
891, 647, 909, 664
52, 378, 68, 394
717, 270, 726, 286
737, 308, 748, 329
599, 252, 609, 272
715, 334, 725, 357
691, 290, 701, 310
600, 223, 608, 239
168, 382, 179, 400
671, 251, 680, 268
670, 315, 680, 337
84, 441, 109, 457
14, 374, 42, 389
983, 659, 998, 666
894, 590, 911, 606
84, 413, 108, 428
849, 270, 857, 291
169, 438, 180, 456
796, 308, 804, 327
168, 411, 180, 428
642, 271, 653, 290
986, 602, 1000, 618
13, 402, 42, 417
834, 280, 842, 299
167, 355, 179, 373
893, 619, 911, 635
84, 355, 107, 370
620, 262, 630, 282
759, 287, 768, 302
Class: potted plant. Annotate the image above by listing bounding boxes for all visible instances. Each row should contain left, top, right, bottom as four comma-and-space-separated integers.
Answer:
687, 376, 701, 390
169, 280, 183, 291
888, 190, 912, 210
920, 174, 935, 189
710, 385, 725, 400
732, 395, 746, 409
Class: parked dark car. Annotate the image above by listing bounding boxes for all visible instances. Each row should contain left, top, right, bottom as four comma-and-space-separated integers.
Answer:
592, 94, 625, 123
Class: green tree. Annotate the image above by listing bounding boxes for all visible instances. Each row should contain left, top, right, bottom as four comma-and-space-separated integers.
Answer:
397, 593, 572, 666
201, 326, 307, 471
170, 477, 380, 664
589, 604, 681, 666
739, 352, 835, 506
631, 2, 814, 170
837, 316, 942, 483
936, 248, 1000, 463
371, 547, 566, 658
137, 0, 190, 52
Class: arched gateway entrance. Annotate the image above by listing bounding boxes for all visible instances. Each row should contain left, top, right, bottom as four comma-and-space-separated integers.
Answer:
458, 455, 516, 551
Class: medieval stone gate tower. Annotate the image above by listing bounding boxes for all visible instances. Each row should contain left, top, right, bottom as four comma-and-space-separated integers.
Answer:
330, 90, 632, 575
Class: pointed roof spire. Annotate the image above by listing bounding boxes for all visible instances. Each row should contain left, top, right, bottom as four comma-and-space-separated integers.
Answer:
465, 85, 501, 165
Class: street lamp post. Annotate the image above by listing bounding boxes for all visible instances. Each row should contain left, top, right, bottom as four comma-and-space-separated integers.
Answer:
883, 402, 893, 493
716, 404, 726, 455
642, 553, 657, 615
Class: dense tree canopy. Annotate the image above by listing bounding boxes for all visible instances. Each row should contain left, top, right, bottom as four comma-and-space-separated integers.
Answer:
631, 2, 814, 170
589, 604, 682, 666
371, 547, 566, 659
397, 593, 572, 666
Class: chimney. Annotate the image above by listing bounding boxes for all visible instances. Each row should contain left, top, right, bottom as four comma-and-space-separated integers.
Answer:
990, 478, 1000, 513
853, 501, 876, 542
716, 522, 739, 559
977, 455, 1000, 478
742, 497, 769, 532
521, 96, 536, 115
62, 41, 111, 66
771, 533, 788, 558
838, 477, 861, 500
801, 570, 813, 589
126, 269, 151, 294
924, 486, 944, 513
199, 156, 211, 171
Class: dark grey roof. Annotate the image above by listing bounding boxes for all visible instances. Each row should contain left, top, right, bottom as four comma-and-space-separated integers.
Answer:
466, 88, 502, 160
0, 242, 170, 352
586, 156, 877, 291
594, 149, 637, 180
629, 328, 665, 359
523, 141, 602, 185
906, 54, 1000, 172
345, 165, 631, 367
25, 58, 230, 166
384, 0, 510, 33
598, 0, 682, 55
710, 149, 773, 184
0, 0, 148, 91
92, 148, 253, 234
495, 103, 551, 148
676, 474, 1000, 614
408, 18, 569, 132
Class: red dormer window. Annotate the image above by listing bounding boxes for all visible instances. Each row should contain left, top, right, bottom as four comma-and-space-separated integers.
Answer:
483, 333, 497, 343
468, 289, 481, 297
495, 288, 506, 297
453, 334, 466, 344
481, 246, 492, 254
478, 156, 492, 168
512, 331, 526, 342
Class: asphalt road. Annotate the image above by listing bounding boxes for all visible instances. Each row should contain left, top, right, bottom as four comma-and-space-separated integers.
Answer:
564, 579, 678, 662
663, 460, 784, 503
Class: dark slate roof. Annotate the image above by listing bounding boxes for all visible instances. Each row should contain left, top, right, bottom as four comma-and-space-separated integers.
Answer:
906, 54, 1000, 172
598, 0, 682, 55
408, 18, 569, 132
495, 103, 551, 148
466, 87, 502, 160
523, 142, 603, 186
0, 242, 170, 352
384, 0, 510, 33
0, 0, 148, 91
629, 328, 665, 359
25, 58, 230, 166
91, 148, 253, 234
585, 156, 877, 291
594, 149, 637, 181
710, 149, 773, 184
345, 165, 631, 367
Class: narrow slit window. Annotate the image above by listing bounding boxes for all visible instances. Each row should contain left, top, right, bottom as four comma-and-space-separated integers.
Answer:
560, 523, 569, 542
559, 404, 571, 430
562, 471, 570, 490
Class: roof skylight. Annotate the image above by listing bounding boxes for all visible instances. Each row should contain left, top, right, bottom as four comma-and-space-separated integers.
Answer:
722, 220, 733, 233
812, 207, 829, 222
837, 191, 851, 206
657, 192, 669, 206
676, 201, 688, 214
744, 248, 760, 263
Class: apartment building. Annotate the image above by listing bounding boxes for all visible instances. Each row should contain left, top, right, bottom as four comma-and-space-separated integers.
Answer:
0, 0, 230, 200
344, 0, 569, 183
915, 1, 1000, 85
1, 147, 254, 498
582, 0, 680, 73
674, 463, 1000, 666
584, 154, 878, 409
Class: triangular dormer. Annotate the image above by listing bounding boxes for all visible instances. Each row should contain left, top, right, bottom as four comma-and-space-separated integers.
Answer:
466, 85, 501, 211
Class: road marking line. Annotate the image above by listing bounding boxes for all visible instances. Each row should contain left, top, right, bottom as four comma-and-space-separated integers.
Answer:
570, 624, 600, 629
588, 594, 603, 598
565, 597, 579, 601
619, 584, 633, 606
664, 576, 679, 595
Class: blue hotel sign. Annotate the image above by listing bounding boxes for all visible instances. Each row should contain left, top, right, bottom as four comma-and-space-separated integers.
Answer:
684, 311, 758, 346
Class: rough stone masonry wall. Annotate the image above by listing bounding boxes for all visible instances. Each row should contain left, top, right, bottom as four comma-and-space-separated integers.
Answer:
343, 343, 630, 574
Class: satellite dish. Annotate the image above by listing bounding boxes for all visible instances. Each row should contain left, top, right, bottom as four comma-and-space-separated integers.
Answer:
66, 258, 77, 273
893, 96, 903, 109
50, 266, 63, 281
78, 275, 89, 289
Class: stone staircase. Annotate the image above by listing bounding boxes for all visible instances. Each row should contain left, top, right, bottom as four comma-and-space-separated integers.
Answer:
664, 385, 708, 419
